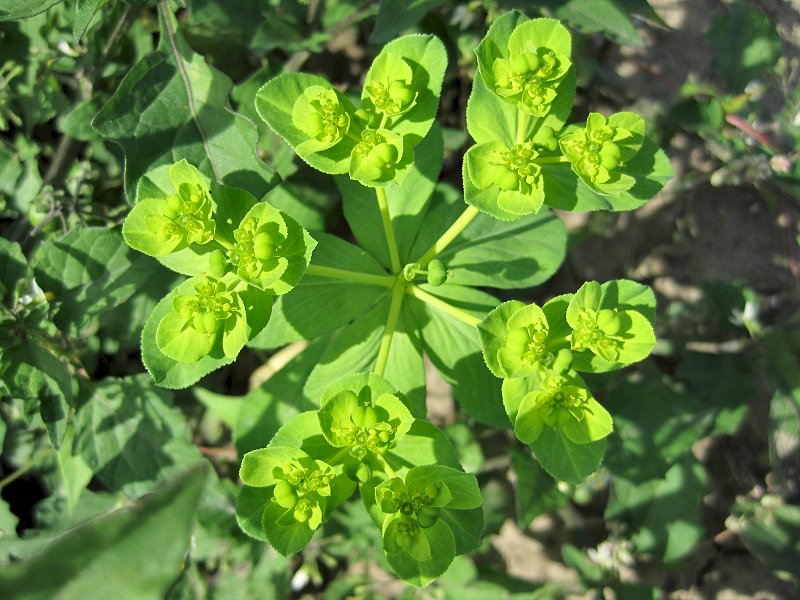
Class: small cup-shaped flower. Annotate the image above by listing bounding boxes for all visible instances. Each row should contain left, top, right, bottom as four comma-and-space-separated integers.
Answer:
238, 446, 345, 555
482, 19, 572, 117
293, 85, 352, 156
349, 127, 406, 186
375, 465, 481, 574
318, 374, 414, 470
514, 371, 613, 445
123, 160, 216, 257
565, 280, 656, 368
229, 203, 316, 294
559, 112, 645, 195
465, 140, 547, 216
363, 51, 418, 118
155, 273, 246, 362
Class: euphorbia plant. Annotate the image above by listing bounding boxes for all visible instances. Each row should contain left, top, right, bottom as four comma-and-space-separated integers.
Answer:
122, 10, 671, 586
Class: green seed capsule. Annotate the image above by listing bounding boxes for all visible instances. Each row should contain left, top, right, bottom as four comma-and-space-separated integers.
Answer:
305, 111, 324, 137
510, 52, 530, 74
209, 250, 227, 277
496, 166, 519, 191
253, 232, 275, 261
164, 195, 183, 219
525, 52, 541, 72
597, 308, 621, 335
416, 506, 439, 528
599, 142, 621, 170
388, 80, 413, 105
427, 259, 447, 286
373, 143, 397, 165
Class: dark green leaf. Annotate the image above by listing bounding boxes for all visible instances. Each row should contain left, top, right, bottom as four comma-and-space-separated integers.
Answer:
369, 0, 445, 44
0, 463, 208, 599
32, 227, 153, 336
511, 447, 567, 527
0, 0, 62, 21
557, 0, 643, 46
93, 9, 276, 201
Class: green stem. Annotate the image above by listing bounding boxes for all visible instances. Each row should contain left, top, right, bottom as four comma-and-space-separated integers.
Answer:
214, 233, 233, 250
374, 453, 397, 478
306, 264, 394, 287
417, 205, 480, 268
0, 450, 54, 490
375, 186, 401, 273
374, 282, 405, 377
406, 284, 482, 327
516, 110, 529, 144
326, 446, 352, 466
534, 156, 570, 164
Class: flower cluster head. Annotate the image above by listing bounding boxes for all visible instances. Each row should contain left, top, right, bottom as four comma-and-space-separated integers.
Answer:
318, 377, 414, 479
155, 274, 246, 363
271, 456, 336, 529
293, 85, 351, 154
497, 303, 552, 376
363, 52, 418, 117
124, 160, 217, 257
565, 280, 656, 369
479, 18, 572, 117
349, 127, 405, 185
560, 112, 645, 195
374, 466, 481, 564
514, 371, 612, 445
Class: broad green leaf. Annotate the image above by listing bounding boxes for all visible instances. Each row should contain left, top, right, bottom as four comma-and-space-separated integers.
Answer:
541, 137, 671, 212
251, 233, 390, 349
93, 10, 276, 201
405, 465, 481, 510
439, 506, 483, 555
406, 283, 507, 427
73, 375, 203, 495
708, 1, 782, 92
369, 0, 445, 44
262, 501, 314, 556
239, 446, 307, 487
338, 125, 443, 268
0, 463, 208, 599
477, 300, 526, 378
0, 237, 28, 295
384, 518, 456, 587
255, 72, 357, 175
236, 485, 271, 541
390, 420, 462, 470
268, 411, 335, 459
529, 426, 607, 484
511, 447, 567, 527
32, 227, 153, 336
56, 426, 93, 518
2, 341, 71, 448
439, 208, 566, 290
303, 299, 427, 418
73, 0, 103, 39
607, 458, 705, 561
557, 0, 643, 46
0, 0, 61, 21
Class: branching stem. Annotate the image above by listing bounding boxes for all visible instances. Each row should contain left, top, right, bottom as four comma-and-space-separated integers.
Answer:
516, 110, 529, 144
417, 205, 479, 267
374, 282, 405, 377
306, 264, 394, 287
375, 187, 401, 273
406, 285, 482, 327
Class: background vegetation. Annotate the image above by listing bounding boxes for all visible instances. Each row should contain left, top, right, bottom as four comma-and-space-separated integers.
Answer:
0, 0, 798, 597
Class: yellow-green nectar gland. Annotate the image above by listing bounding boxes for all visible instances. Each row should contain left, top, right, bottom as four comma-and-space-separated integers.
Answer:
307, 91, 349, 143
534, 380, 591, 428
495, 48, 564, 110
492, 142, 543, 193
506, 322, 548, 366
176, 277, 237, 334
160, 187, 214, 244
229, 217, 282, 279
571, 126, 623, 183
331, 400, 396, 457
571, 308, 623, 361
367, 79, 414, 116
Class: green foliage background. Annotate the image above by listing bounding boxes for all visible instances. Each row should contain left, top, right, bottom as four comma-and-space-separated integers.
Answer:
0, 0, 798, 598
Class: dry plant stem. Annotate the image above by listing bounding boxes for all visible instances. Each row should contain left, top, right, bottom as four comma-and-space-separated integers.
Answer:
406, 284, 482, 327
305, 264, 394, 287
417, 205, 480, 268
376, 186, 402, 273
374, 282, 405, 377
